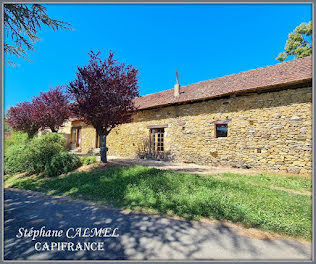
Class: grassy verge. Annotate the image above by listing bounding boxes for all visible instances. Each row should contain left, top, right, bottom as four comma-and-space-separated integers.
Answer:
214, 172, 312, 193
4, 165, 312, 241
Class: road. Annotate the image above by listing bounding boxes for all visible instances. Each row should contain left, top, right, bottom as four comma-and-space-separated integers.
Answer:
4, 188, 312, 260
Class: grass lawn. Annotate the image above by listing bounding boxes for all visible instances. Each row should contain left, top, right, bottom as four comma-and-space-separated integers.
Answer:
4, 165, 312, 241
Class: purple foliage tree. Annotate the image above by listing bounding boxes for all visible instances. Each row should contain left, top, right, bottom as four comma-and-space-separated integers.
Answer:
31, 86, 70, 132
67, 51, 139, 162
6, 102, 40, 137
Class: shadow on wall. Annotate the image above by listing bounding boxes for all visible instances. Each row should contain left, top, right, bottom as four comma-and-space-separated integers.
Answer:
136, 138, 174, 161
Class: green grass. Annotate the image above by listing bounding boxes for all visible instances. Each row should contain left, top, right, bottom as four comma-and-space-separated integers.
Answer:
5, 165, 312, 241
214, 172, 312, 193
80, 155, 97, 165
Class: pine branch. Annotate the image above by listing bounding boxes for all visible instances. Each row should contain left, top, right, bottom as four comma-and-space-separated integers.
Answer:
4, 4, 72, 65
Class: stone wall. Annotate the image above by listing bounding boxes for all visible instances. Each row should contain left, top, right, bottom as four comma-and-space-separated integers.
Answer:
58, 120, 97, 154
57, 120, 72, 147
106, 86, 312, 175
60, 86, 312, 175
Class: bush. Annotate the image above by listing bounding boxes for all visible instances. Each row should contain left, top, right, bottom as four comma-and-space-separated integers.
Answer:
25, 133, 67, 174
45, 152, 82, 177
80, 155, 97, 165
4, 131, 28, 150
4, 132, 29, 174
4, 141, 29, 174
4, 132, 81, 176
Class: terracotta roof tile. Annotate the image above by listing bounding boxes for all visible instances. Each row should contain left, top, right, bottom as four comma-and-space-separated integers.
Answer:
134, 56, 312, 110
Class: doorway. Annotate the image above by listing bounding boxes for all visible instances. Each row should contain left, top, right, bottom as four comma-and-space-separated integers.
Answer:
71, 127, 81, 148
96, 133, 100, 148
149, 128, 164, 159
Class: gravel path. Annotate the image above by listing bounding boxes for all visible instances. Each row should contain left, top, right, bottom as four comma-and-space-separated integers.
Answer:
107, 156, 262, 175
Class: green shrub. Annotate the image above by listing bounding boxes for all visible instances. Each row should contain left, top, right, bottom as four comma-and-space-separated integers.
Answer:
25, 133, 67, 174
4, 132, 72, 175
45, 152, 82, 177
80, 155, 97, 165
4, 132, 29, 174
4, 131, 29, 150
4, 142, 29, 174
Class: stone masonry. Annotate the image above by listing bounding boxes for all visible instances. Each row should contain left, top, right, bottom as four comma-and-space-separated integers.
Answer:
60, 86, 312, 175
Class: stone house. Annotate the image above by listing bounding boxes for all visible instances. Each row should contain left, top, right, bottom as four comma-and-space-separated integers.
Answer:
58, 56, 312, 175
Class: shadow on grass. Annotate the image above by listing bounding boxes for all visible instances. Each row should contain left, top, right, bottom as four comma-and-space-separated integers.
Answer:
8, 164, 312, 241
9, 166, 248, 220
4, 188, 311, 260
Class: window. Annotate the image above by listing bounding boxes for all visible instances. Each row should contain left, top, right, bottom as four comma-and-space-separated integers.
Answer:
215, 124, 228, 138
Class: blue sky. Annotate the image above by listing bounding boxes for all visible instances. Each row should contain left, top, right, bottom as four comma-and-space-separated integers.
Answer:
4, 4, 312, 111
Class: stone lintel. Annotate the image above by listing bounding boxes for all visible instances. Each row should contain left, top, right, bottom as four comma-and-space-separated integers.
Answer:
147, 124, 169, 129
210, 119, 232, 125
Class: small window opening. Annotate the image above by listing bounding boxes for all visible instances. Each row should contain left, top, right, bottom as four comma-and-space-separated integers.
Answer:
257, 148, 261, 153
215, 124, 228, 138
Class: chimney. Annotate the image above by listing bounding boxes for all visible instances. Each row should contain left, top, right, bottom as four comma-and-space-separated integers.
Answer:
174, 70, 180, 97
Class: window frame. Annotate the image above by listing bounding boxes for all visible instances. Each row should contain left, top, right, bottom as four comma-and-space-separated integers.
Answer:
215, 123, 228, 138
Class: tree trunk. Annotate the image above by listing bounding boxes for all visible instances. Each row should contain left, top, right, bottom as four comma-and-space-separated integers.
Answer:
27, 132, 35, 139
100, 134, 107, 163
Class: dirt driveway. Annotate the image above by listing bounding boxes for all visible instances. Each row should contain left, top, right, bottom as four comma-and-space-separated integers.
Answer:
107, 156, 265, 175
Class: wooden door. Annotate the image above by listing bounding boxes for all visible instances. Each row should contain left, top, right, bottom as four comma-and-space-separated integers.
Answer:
96, 133, 100, 148
71, 127, 81, 148
150, 128, 164, 159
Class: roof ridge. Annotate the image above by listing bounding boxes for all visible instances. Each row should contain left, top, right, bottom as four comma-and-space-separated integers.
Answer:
189, 56, 311, 85
138, 87, 174, 98
137, 56, 312, 99
134, 56, 312, 109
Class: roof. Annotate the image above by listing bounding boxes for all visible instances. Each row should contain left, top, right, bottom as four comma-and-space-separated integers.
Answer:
134, 56, 312, 110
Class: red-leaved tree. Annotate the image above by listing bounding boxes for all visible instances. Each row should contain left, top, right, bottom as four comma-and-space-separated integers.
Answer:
67, 51, 139, 162
32, 86, 70, 132
6, 101, 40, 137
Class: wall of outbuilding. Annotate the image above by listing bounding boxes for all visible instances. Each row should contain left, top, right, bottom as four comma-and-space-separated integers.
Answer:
106, 86, 312, 175
60, 86, 312, 175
